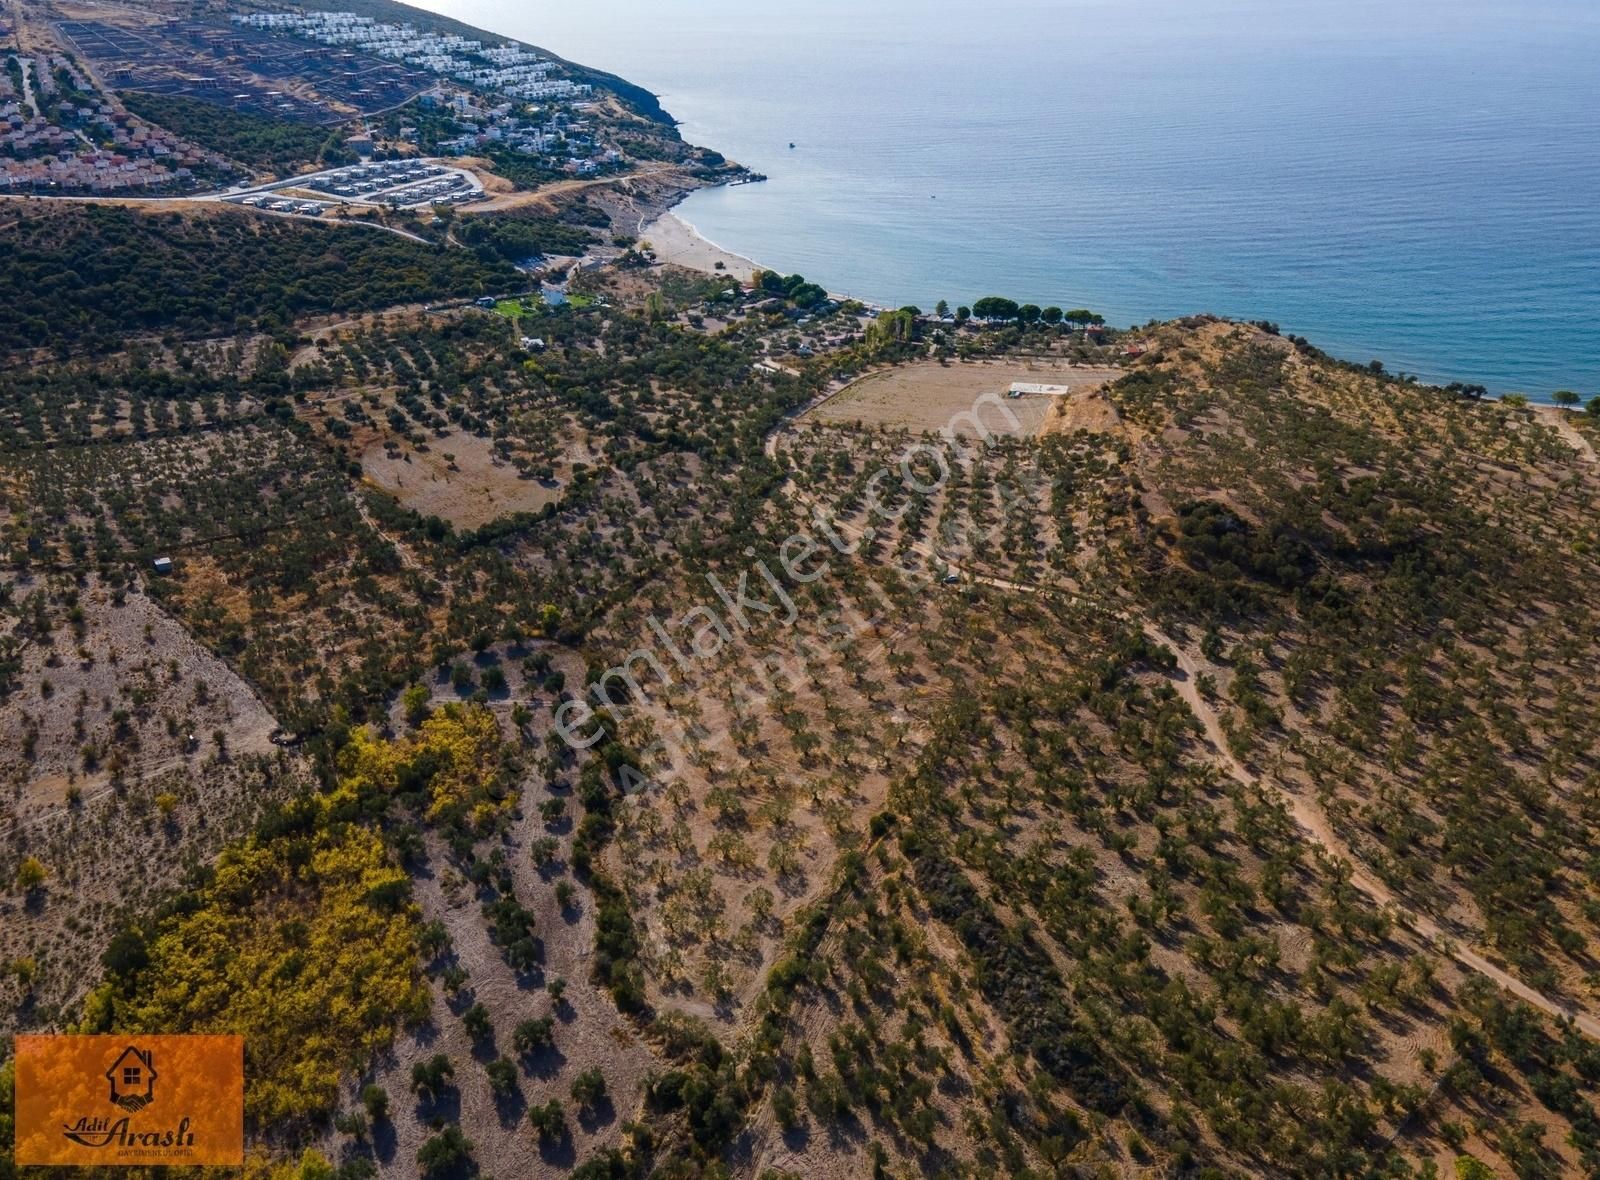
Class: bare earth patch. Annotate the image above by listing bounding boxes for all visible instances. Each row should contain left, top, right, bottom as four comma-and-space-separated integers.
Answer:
807, 359, 1123, 437
363, 430, 563, 530
1, 576, 300, 1031
0, 577, 281, 809
1038, 382, 1125, 436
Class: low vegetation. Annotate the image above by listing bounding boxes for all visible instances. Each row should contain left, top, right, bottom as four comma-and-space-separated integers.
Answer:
3, 200, 1600, 1180
0, 205, 519, 356
119, 92, 358, 176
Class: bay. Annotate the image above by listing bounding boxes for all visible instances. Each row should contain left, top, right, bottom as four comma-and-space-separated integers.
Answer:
414, 0, 1600, 396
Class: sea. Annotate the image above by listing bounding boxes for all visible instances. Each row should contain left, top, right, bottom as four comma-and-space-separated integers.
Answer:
415, 0, 1600, 397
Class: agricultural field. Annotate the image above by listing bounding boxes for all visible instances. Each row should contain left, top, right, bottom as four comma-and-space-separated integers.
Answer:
5, 196, 1600, 1180
0, 576, 281, 812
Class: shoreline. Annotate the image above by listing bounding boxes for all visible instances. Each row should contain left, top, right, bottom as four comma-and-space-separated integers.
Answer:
637, 203, 888, 311
636, 209, 760, 284
636, 192, 1579, 408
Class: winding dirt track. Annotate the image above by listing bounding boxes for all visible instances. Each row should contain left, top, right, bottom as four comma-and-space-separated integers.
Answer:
1147, 626, 1600, 1040
764, 412, 1600, 1041
455, 163, 682, 213
1536, 406, 1599, 466
354, 492, 425, 574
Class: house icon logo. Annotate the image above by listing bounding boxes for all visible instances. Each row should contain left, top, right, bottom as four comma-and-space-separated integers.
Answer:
105, 1046, 157, 1112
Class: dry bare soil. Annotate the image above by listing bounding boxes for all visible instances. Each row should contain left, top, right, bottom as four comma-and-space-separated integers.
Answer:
807, 359, 1122, 436
0, 576, 301, 1030
362, 429, 565, 530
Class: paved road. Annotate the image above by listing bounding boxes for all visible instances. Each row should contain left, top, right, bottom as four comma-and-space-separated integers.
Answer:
3, 154, 477, 244
17, 55, 36, 112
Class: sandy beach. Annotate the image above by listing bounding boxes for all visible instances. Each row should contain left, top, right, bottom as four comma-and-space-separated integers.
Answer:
638, 210, 759, 282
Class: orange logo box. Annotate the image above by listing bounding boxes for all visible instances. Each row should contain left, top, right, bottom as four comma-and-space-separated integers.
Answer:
13, 1034, 244, 1166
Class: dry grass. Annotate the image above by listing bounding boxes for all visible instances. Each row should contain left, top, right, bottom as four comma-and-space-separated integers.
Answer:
0, 576, 302, 1030
807, 359, 1122, 437
362, 430, 564, 530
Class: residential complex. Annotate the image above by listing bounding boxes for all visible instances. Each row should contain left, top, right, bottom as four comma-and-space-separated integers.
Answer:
1, 51, 229, 192
231, 12, 594, 102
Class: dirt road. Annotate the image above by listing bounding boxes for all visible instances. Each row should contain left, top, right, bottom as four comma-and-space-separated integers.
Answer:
762, 411, 1600, 1040
455, 163, 684, 213
355, 491, 425, 574
1535, 405, 1599, 466
1146, 622, 1600, 1040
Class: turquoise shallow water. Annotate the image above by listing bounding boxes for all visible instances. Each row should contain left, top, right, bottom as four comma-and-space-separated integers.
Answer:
418, 0, 1600, 397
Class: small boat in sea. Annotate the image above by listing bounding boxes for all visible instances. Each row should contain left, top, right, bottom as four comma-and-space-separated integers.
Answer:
788, 142, 796, 149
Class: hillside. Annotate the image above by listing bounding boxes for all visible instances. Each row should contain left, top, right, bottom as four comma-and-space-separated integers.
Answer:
0, 204, 518, 356
292, 0, 677, 125
2, 237, 1600, 1180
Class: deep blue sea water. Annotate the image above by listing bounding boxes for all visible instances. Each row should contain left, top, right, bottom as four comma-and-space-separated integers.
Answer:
417, 0, 1600, 397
